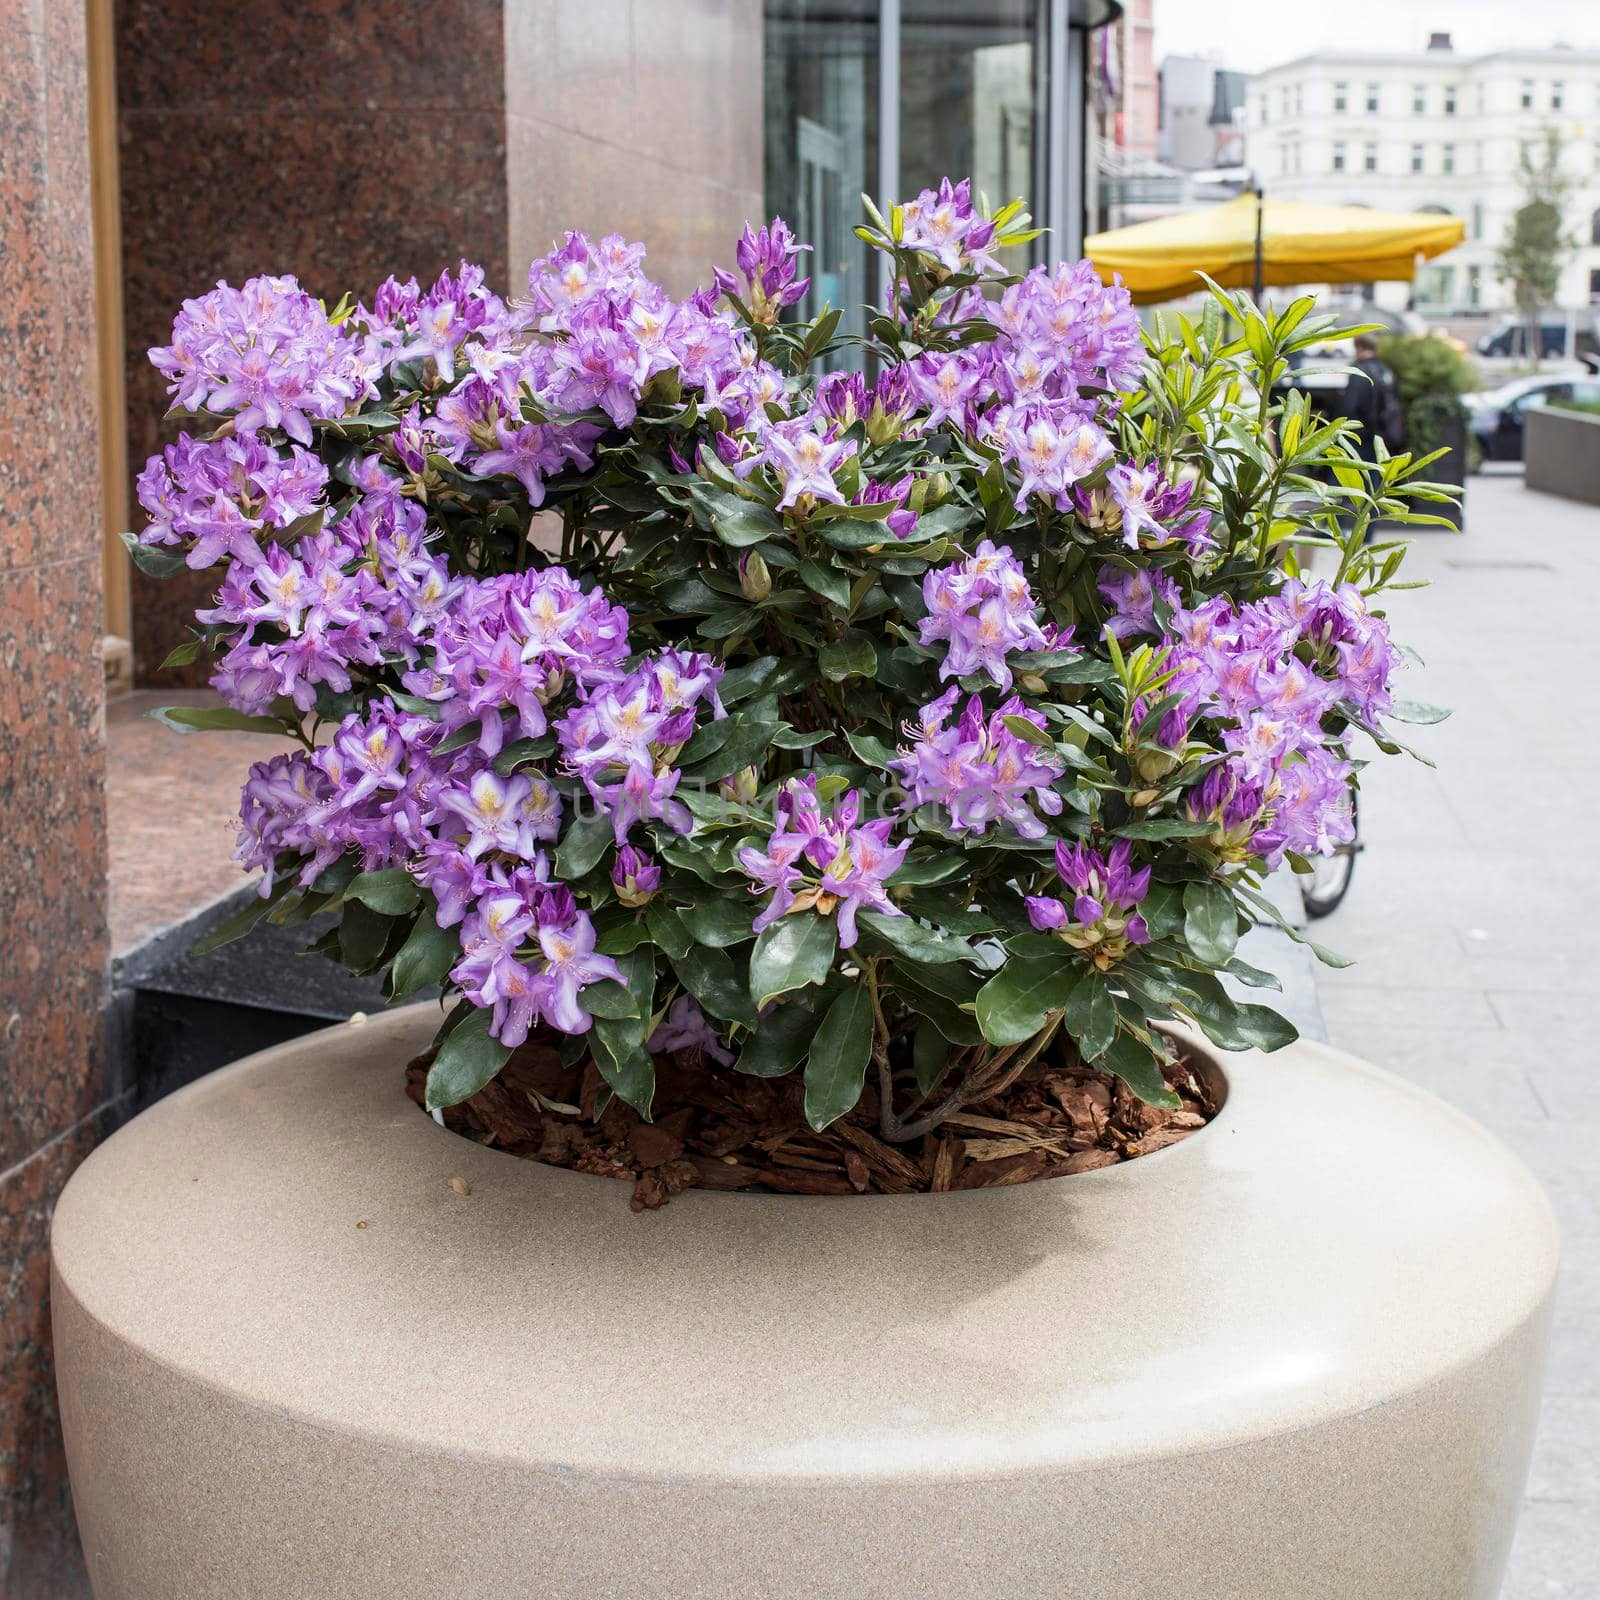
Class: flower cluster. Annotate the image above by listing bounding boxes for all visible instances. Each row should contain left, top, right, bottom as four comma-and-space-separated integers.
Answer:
891, 688, 1066, 840
557, 651, 723, 842
919, 541, 1051, 690
1072, 461, 1214, 553
738, 779, 908, 949
149, 275, 375, 443
1026, 841, 1152, 968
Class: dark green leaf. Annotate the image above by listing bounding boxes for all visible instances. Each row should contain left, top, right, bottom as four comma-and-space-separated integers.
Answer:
858, 910, 975, 967
120, 529, 188, 578
425, 1007, 512, 1111
749, 914, 838, 1009
159, 638, 204, 670
146, 704, 289, 736
975, 955, 1078, 1047
1183, 880, 1240, 967
1100, 1034, 1180, 1108
803, 982, 874, 1130
671, 944, 757, 1026
735, 998, 820, 1077
819, 633, 878, 681
912, 1018, 952, 1096
388, 913, 460, 1001
712, 501, 784, 548
645, 901, 693, 958
189, 881, 291, 956
1063, 969, 1118, 1060
345, 868, 421, 916
579, 980, 639, 1021
676, 898, 757, 948
555, 812, 613, 880
798, 559, 851, 608
845, 729, 895, 768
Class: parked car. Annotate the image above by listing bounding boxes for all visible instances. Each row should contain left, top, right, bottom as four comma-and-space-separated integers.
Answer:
1475, 319, 1600, 361
1466, 374, 1600, 463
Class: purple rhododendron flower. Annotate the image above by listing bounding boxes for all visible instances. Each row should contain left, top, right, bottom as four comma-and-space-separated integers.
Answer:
919, 541, 1050, 691
1027, 839, 1151, 968
738, 778, 908, 949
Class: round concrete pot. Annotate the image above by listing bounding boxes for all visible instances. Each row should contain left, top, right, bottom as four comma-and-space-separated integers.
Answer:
53, 1006, 1555, 1600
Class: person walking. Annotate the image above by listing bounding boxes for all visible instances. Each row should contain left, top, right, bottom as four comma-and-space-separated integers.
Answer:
1336, 332, 1406, 532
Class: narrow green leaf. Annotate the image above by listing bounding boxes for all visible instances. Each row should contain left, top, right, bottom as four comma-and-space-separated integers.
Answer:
1101, 1034, 1180, 1109
912, 1018, 951, 1096
146, 704, 289, 736
189, 881, 291, 957
858, 910, 975, 967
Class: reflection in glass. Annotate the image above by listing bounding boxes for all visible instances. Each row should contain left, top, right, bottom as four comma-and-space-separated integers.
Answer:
901, 0, 1038, 262
764, 1, 880, 348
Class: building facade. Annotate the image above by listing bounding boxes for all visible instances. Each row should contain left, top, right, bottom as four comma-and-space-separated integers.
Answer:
1241, 38, 1600, 314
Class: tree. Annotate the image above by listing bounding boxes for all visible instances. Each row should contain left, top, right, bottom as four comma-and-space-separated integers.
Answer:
1495, 129, 1574, 369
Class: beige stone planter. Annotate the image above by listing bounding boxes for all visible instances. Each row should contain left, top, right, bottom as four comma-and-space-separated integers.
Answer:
53, 1006, 1555, 1599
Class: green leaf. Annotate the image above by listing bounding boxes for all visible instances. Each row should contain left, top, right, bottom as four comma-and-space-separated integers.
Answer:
425, 1007, 512, 1111
337, 901, 394, 973
798, 559, 851, 608
555, 812, 613, 880
345, 868, 421, 916
1001, 714, 1056, 750
671, 944, 758, 1026
887, 964, 984, 1046
579, 980, 639, 1021
1183, 880, 1240, 967
120, 529, 188, 578
845, 729, 895, 768
1063, 969, 1118, 1061
146, 704, 290, 736
735, 998, 819, 1077
159, 637, 204, 670
912, 1018, 951, 1096
592, 950, 658, 1116
803, 982, 874, 1130
749, 914, 838, 1009
1388, 698, 1451, 726
189, 880, 291, 956
681, 716, 782, 780
712, 501, 784, 548
818, 633, 878, 681
677, 898, 757, 948
1101, 1034, 1181, 1108
858, 910, 975, 967
887, 854, 968, 888
388, 913, 460, 1001
644, 901, 693, 958
1114, 818, 1216, 841
975, 955, 1078, 1047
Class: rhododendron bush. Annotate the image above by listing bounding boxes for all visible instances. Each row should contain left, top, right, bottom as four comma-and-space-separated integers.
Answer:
131, 181, 1450, 1137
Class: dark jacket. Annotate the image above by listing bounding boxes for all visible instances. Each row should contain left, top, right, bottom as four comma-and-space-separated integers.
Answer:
1340, 354, 1401, 454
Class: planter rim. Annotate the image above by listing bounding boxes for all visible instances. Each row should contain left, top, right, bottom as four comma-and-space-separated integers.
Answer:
53, 1005, 1558, 1487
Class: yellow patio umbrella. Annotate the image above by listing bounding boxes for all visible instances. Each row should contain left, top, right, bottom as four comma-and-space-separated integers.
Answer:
1085, 193, 1466, 305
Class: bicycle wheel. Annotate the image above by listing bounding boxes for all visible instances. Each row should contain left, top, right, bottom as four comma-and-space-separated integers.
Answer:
1301, 791, 1361, 920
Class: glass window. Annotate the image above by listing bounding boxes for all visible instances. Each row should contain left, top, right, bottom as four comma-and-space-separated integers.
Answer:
1410, 143, 1425, 174
763, 1, 880, 348
1363, 142, 1378, 173
1333, 81, 1348, 113
1331, 141, 1346, 173
1412, 83, 1426, 115
1443, 83, 1457, 115
1468, 265, 1482, 307
1520, 79, 1534, 110
1258, 96, 1268, 126
1471, 200, 1484, 239
1442, 143, 1455, 175
900, 0, 1037, 232
1551, 81, 1564, 111
1365, 82, 1380, 113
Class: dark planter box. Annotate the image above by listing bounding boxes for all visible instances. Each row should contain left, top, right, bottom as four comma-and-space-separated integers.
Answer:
1525, 406, 1600, 506
1423, 412, 1468, 529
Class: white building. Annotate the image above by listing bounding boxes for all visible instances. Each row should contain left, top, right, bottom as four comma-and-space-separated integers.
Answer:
1241, 36, 1600, 315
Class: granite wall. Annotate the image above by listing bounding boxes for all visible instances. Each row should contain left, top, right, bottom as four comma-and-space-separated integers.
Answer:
117, 0, 513, 684
0, 1, 113, 1594
505, 0, 763, 296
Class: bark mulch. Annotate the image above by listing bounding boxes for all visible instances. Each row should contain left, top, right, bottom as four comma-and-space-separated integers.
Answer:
406, 1035, 1219, 1211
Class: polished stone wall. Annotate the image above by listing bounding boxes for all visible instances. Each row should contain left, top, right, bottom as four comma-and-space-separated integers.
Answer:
0, 0, 112, 1593
117, 0, 513, 684
506, 0, 763, 296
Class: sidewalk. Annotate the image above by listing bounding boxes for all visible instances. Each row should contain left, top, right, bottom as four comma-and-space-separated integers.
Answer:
1311, 469, 1599, 1596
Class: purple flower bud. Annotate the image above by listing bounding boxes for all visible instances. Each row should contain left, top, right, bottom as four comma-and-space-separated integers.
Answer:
612, 845, 661, 908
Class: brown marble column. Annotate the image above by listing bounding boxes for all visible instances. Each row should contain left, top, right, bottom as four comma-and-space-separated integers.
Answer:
117, 0, 514, 684
0, 1, 112, 1594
